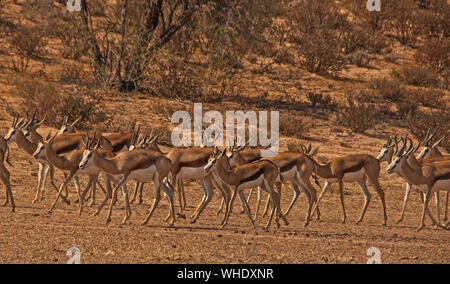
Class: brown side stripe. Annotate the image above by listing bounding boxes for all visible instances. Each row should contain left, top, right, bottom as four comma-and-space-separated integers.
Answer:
179, 157, 209, 168
434, 172, 450, 182
241, 168, 264, 183
343, 161, 364, 174
280, 160, 297, 173
112, 140, 128, 152
56, 143, 79, 155
247, 156, 261, 163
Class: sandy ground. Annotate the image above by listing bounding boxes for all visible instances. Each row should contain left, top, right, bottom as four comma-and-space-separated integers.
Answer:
0, 140, 448, 264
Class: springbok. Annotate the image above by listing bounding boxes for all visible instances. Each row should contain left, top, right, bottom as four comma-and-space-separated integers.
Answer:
219, 147, 263, 215
395, 136, 450, 225
310, 148, 388, 226
417, 129, 449, 222
33, 132, 112, 214
4, 116, 70, 204
0, 136, 14, 212
227, 145, 320, 226
58, 115, 82, 134
386, 137, 450, 231
78, 137, 176, 226
128, 132, 160, 204
165, 145, 234, 223
204, 148, 289, 229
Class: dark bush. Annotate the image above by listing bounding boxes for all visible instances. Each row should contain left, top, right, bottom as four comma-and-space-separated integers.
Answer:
409, 88, 446, 108
280, 112, 313, 139
349, 51, 370, 68
405, 110, 450, 151
415, 38, 449, 72
391, 65, 441, 87
333, 95, 378, 133
306, 92, 336, 109
13, 75, 110, 128
368, 77, 405, 102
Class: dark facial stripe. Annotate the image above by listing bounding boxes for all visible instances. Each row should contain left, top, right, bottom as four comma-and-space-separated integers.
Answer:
241, 168, 264, 183
343, 161, 364, 174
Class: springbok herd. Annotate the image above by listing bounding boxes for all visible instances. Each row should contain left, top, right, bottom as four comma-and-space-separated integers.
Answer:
0, 111, 449, 232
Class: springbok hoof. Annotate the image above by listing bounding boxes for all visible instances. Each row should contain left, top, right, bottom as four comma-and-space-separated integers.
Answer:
176, 213, 186, 219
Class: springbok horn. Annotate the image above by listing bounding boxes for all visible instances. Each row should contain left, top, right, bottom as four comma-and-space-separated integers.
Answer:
394, 135, 399, 155
426, 128, 438, 145
70, 116, 82, 127
405, 137, 413, 156
16, 117, 26, 129
311, 147, 319, 157
422, 129, 431, 145
11, 115, 17, 128
397, 137, 407, 157
432, 137, 445, 148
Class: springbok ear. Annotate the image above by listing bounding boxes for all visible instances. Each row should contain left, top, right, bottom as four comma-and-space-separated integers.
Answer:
311, 147, 319, 157
93, 140, 101, 151
237, 145, 245, 152
49, 132, 58, 143
81, 136, 87, 148
16, 117, 26, 129
218, 148, 226, 158
34, 118, 45, 130
432, 137, 445, 148
306, 143, 312, 154
213, 146, 219, 155
45, 131, 53, 141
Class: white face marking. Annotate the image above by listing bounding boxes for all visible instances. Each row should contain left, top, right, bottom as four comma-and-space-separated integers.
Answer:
204, 157, 217, 173
387, 157, 402, 174
4, 128, 16, 142
79, 150, 94, 169
377, 148, 387, 160
418, 147, 430, 159
33, 142, 45, 159
59, 126, 68, 134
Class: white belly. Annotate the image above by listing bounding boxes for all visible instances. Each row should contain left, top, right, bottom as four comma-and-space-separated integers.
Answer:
78, 163, 101, 175
116, 145, 129, 153
432, 179, 450, 192
327, 168, 365, 183
237, 175, 264, 191
281, 166, 296, 182
178, 166, 207, 179
127, 166, 156, 183
78, 166, 100, 176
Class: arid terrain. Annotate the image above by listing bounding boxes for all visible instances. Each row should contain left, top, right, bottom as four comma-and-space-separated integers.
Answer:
0, 0, 448, 263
